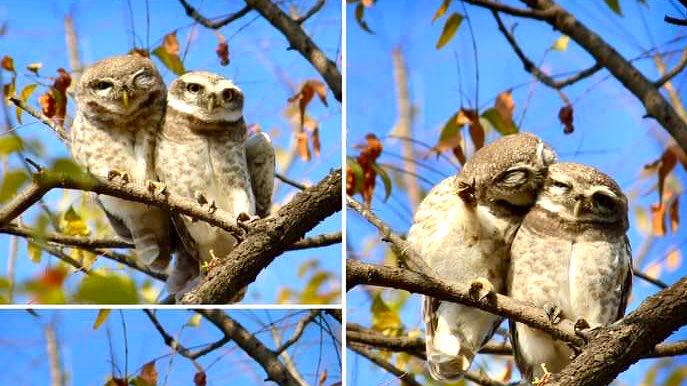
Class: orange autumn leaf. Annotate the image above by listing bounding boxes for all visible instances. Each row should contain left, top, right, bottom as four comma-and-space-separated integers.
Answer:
670, 196, 680, 233
495, 90, 514, 126
304, 118, 320, 158
464, 108, 485, 150
38, 68, 71, 124
139, 361, 158, 386
289, 80, 328, 130
667, 249, 681, 271
215, 32, 229, 66
651, 203, 667, 236
296, 131, 311, 161
1, 55, 14, 72
644, 261, 662, 279
39, 92, 56, 117
163, 31, 180, 55
40, 266, 68, 288
559, 104, 574, 134
430, 109, 469, 164
349, 133, 384, 206
129, 48, 150, 57
318, 369, 328, 386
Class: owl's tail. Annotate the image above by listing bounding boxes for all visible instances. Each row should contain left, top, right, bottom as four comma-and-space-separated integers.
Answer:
424, 297, 500, 381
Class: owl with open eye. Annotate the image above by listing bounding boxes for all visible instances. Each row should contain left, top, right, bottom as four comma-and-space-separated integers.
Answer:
508, 162, 632, 381
156, 71, 275, 299
72, 54, 173, 271
407, 133, 557, 381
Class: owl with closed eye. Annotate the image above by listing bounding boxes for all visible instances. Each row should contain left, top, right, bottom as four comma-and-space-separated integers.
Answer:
508, 162, 632, 382
72, 54, 173, 271
407, 133, 557, 381
156, 71, 275, 300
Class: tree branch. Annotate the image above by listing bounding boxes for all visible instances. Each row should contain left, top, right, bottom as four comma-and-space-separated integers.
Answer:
242, 0, 341, 102
1, 223, 132, 249
181, 169, 341, 304
274, 310, 320, 355
514, 0, 687, 153
294, 0, 325, 24
197, 309, 304, 386
348, 342, 423, 386
549, 276, 687, 386
462, 0, 552, 20
288, 231, 341, 251
654, 48, 687, 87
177, 0, 252, 29
347, 259, 584, 346
8, 97, 69, 143
492, 11, 602, 90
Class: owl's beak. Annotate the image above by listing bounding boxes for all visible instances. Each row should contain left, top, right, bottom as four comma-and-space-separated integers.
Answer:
573, 194, 587, 217
207, 94, 217, 113
121, 90, 129, 108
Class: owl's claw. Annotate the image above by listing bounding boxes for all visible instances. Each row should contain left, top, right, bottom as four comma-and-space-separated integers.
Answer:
573, 317, 596, 344
469, 277, 495, 301
543, 303, 562, 325
194, 191, 208, 205
107, 169, 130, 183
147, 180, 168, 196
456, 178, 477, 206
208, 200, 217, 214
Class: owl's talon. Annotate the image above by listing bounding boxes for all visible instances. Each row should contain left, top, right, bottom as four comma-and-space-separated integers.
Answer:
469, 277, 495, 300
107, 169, 130, 183
573, 318, 597, 345
147, 180, 168, 196
208, 200, 217, 214
194, 191, 208, 206
456, 177, 477, 206
543, 303, 562, 325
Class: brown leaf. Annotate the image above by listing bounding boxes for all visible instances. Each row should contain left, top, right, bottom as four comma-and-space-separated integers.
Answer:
162, 31, 180, 56
39, 92, 56, 118
559, 104, 574, 134
657, 148, 677, 207
40, 266, 68, 288
311, 125, 321, 157
346, 164, 356, 196
651, 203, 667, 236
430, 109, 468, 163
215, 32, 229, 66
194, 371, 207, 386
463, 108, 485, 150
495, 89, 514, 127
296, 132, 311, 161
289, 80, 328, 130
129, 48, 150, 57
140, 361, 158, 386
452, 142, 466, 165
1, 55, 14, 72
319, 369, 328, 386
352, 133, 383, 206
501, 360, 514, 382
670, 196, 680, 233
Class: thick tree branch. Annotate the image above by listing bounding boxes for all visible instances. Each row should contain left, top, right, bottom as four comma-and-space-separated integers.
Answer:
492, 11, 602, 90
178, 0, 252, 29
515, 0, 687, 153
347, 259, 583, 346
181, 169, 341, 304
197, 309, 304, 386
243, 0, 341, 102
549, 276, 687, 386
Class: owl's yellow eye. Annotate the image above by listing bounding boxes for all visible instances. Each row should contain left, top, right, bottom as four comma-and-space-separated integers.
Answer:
186, 83, 202, 93
94, 81, 113, 90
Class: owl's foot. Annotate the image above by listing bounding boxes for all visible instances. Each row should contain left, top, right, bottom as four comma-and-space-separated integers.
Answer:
532, 363, 552, 386
194, 191, 209, 205
573, 317, 597, 344
456, 177, 477, 206
236, 212, 259, 233
543, 303, 562, 324
468, 277, 495, 301
107, 169, 130, 183
147, 180, 168, 196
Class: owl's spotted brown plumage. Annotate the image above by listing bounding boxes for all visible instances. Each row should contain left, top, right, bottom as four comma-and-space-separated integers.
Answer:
71, 54, 173, 271
508, 162, 632, 381
407, 133, 557, 381
156, 71, 275, 300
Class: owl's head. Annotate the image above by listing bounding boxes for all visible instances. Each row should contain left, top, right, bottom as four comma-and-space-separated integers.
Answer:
77, 55, 165, 114
167, 71, 243, 123
537, 162, 628, 226
459, 133, 557, 211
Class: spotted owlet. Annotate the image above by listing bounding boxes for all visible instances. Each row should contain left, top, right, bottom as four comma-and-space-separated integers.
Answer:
407, 133, 557, 381
72, 54, 173, 271
156, 71, 275, 297
508, 162, 632, 381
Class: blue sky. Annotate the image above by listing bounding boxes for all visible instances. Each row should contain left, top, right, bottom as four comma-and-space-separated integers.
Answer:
0, 309, 342, 385
346, 1, 687, 384
0, 0, 342, 304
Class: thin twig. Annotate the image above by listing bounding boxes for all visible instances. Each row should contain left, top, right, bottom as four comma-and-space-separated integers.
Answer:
654, 47, 687, 87
294, 0, 325, 24
274, 310, 320, 355
178, 0, 252, 29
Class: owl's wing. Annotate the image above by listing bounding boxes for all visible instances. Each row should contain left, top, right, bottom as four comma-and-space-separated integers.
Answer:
245, 132, 275, 218
165, 214, 201, 296
616, 235, 633, 320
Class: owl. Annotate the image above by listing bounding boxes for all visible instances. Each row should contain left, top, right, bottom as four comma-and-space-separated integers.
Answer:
72, 54, 173, 271
156, 71, 275, 298
407, 133, 557, 381
508, 162, 632, 381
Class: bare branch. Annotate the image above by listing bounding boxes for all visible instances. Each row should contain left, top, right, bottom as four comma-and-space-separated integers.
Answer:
182, 169, 341, 304
243, 0, 341, 102
462, 0, 552, 20
294, 0, 325, 24
492, 11, 602, 90
276, 172, 307, 190
1, 223, 132, 249
197, 309, 304, 386
664, 15, 687, 26
347, 259, 583, 346
654, 48, 687, 87
178, 0, 252, 29
633, 268, 668, 289
8, 97, 69, 143
348, 342, 423, 386
45, 324, 65, 386
288, 231, 341, 250
274, 310, 320, 355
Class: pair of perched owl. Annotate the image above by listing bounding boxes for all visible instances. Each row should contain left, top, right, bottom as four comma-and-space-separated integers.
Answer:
71, 55, 275, 299
408, 133, 632, 382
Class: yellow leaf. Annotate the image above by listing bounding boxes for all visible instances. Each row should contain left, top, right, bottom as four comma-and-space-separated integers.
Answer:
277, 287, 292, 304
635, 206, 650, 235
28, 242, 42, 263
432, 0, 451, 23
186, 313, 202, 328
436, 13, 463, 49
15, 84, 37, 124
140, 281, 159, 304
667, 249, 681, 271
61, 206, 90, 236
551, 35, 570, 52
371, 292, 402, 335
93, 309, 111, 330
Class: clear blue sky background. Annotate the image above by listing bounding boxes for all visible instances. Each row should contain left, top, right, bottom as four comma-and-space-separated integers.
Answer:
0, 309, 342, 385
346, 1, 687, 384
0, 0, 342, 304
